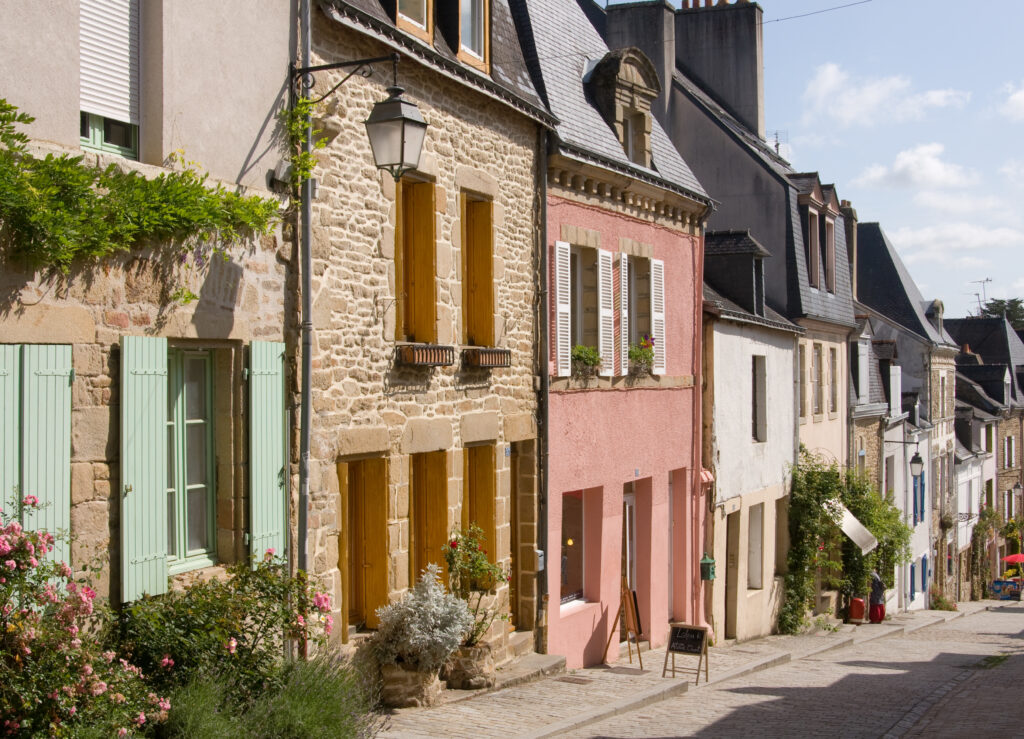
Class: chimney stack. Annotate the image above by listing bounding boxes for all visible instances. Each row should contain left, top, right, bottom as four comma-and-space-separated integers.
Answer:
841, 199, 858, 300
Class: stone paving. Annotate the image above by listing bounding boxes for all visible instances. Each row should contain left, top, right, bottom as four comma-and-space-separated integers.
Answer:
381, 601, 1012, 738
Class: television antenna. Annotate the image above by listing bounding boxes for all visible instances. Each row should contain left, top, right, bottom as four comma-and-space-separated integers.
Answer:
970, 278, 992, 304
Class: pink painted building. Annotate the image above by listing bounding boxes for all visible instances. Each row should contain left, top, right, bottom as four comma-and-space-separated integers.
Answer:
512, 0, 712, 668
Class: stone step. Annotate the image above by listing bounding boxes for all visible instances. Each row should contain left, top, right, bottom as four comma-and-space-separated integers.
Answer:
507, 629, 535, 659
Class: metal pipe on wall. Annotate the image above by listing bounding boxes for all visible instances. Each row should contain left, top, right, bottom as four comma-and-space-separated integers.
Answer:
297, 0, 312, 573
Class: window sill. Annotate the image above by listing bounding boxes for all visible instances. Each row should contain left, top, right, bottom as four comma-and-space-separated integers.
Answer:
559, 598, 599, 617
169, 562, 227, 591
812, 413, 825, 423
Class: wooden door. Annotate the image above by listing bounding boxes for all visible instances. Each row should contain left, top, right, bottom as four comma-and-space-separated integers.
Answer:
340, 458, 389, 632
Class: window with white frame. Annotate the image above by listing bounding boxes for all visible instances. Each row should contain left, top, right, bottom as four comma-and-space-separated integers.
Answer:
829, 347, 838, 413
460, 0, 486, 59
752, 355, 767, 442
812, 343, 823, 415
747, 503, 764, 589
80, 0, 140, 160
399, 0, 429, 28
824, 217, 836, 293
1004, 435, 1017, 469
806, 210, 820, 288
799, 344, 807, 418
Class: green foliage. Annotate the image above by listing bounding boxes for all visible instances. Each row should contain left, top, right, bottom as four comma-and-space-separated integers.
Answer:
778, 449, 911, 634
280, 96, 327, 188
628, 334, 655, 376
443, 525, 510, 646
116, 553, 331, 705
970, 506, 999, 598
980, 297, 1024, 330
165, 657, 382, 739
371, 565, 472, 673
0, 99, 278, 275
929, 585, 957, 611
571, 345, 601, 380
0, 500, 167, 736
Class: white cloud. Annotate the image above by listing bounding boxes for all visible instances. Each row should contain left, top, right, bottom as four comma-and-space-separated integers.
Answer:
853, 143, 978, 189
1001, 160, 1024, 185
801, 63, 969, 128
912, 190, 1004, 216
890, 224, 1024, 268
1000, 81, 1024, 121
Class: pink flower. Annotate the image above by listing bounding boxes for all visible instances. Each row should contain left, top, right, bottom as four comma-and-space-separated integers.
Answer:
296, 614, 305, 627
118, 730, 128, 738
102, 650, 116, 663
91, 681, 108, 696
60, 562, 72, 578
158, 698, 171, 712
4, 560, 15, 571
28, 557, 38, 568
81, 662, 92, 676
226, 637, 237, 654
324, 613, 334, 635
135, 712, 146, 726
313, 592, 331, 612
160, 655, 174, 669
22, 495, 38, 507
68, 706, 76, 716
266, 547, 275, 557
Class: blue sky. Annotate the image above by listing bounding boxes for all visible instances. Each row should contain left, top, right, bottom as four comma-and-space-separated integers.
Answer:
605, 0, 1024, 317
761, 0, 1024, 317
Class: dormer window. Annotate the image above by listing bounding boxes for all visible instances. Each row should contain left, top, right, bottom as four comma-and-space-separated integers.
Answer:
824, 217, 836, 293
397, 0, 433, 42
586, 48, 660, 170
805, 210, 820, 289
753, 258, 765, 316
460, 0, 486, 59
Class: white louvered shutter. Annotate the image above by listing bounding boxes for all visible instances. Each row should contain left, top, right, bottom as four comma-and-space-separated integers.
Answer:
554, 241, 571, 377
619, 254, 629, 376
597, 249, 614, 377
80, 0, 140, 124
651, 259, 666, 374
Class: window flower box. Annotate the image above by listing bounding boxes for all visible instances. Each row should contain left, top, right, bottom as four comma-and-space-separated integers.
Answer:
396, 343, 456, 367
462, 347, 511, 369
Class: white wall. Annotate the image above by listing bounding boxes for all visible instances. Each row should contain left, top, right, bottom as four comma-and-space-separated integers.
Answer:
712, 321, 796, 502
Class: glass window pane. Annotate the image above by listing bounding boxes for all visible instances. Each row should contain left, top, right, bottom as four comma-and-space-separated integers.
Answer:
103, 118, 133, 148
187, 488, 208, 552
167, 490, 177, 557
461, 0, 483, 55
80, 112, 89, 139
561, 491, 584, 603
186, 423, 208, 486
184, 357, 208, 420
167, 426, 175, 489
398, 0, 425, 26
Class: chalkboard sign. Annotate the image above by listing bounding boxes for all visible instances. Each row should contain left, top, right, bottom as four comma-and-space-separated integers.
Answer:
662, 623, 709, 683
667, 624, 705, 655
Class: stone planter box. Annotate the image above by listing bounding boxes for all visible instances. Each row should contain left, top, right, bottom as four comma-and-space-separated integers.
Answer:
380, 663, 445, 708
442, 644, 496, 690
462, 347, 511, 369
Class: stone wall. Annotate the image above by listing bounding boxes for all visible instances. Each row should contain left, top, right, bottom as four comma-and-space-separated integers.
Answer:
305, 18, 541, 655
0, 146, 290, 601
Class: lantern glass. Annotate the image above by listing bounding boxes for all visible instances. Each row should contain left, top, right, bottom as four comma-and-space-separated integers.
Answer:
364, 86, 427, 180
909, 452, 924, 478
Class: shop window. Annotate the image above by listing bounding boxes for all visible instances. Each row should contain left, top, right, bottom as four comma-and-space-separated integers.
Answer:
397, 178, 437, 343
561, 490, 584, 603
461, 194, 494, 346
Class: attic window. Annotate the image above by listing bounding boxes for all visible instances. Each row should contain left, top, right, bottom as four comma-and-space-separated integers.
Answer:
622, 111, 647, 166
586, 49, 661, 170
397, 0, 432, 42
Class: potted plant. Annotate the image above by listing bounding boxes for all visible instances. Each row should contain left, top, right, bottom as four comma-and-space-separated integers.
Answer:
371, 564, 472, 707
628, 334, 655, 377
441, 524, 510, 689
571, 344, 601, 381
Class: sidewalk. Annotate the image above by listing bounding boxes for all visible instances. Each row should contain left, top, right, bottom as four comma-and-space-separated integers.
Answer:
380, 600, 1005, 738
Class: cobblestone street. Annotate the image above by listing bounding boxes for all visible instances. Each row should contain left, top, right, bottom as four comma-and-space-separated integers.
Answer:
382, 604, 1024, 738
569, 606, 1024, 738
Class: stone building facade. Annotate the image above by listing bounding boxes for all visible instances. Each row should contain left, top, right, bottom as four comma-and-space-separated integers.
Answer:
303, 1, 552, 659
0, 1, 294, 602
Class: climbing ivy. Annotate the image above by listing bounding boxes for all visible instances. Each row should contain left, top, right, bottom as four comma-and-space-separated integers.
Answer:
778, 448, 911, 634
280, 95, 327, 189
969, 506, 1000, 598
0, 99, 279, 274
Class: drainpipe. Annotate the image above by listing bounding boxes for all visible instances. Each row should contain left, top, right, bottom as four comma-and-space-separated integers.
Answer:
536, 127, 549, 645
297, 0, 313, 574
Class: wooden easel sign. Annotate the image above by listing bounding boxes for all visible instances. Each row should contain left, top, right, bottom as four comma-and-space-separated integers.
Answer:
603, 577, 644, 668
662, 622, 709, 684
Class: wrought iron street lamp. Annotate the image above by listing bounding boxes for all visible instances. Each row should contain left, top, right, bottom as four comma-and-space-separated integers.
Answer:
909, 451, 924, 478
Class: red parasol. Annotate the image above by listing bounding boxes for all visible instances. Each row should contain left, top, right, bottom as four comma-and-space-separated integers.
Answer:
1002, 554, 1024, 564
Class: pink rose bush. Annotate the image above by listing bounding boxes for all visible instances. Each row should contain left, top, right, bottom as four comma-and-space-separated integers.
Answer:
1, 499, 168, 736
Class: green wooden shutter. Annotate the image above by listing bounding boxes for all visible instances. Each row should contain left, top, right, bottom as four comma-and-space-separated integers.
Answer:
0, 345, 20, 516
120, 336, 168, 601
21, 345, 72, 566
249, 341, 288, 564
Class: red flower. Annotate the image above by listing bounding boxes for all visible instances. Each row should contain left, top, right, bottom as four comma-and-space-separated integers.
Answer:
449, 540, 458, 549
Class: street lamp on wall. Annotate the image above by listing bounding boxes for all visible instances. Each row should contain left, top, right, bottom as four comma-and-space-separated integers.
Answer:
291, 46, 427, 574
909, 451, 924, 478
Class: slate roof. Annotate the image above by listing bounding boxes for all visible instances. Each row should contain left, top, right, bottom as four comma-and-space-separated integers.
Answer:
320, 0, 553, 125
508, 0, 708, 203
957, 364, 1013, 406
703, 283, 802, 335
849, 318, 888, 410
856, 222, 958, 347
705, 230, 771, 258
947, 316, 1024, 407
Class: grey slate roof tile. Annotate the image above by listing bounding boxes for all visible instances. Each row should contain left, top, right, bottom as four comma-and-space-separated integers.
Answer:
705, 230, 772, 257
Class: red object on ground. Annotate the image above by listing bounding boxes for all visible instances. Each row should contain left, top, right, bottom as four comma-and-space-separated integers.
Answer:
849, 597, 865, 621
869, 603, 885, 624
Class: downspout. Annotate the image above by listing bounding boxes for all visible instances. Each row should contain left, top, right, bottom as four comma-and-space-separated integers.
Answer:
536, 127, 549, 647
297, 0, 312, 574
692, 213, 711, 627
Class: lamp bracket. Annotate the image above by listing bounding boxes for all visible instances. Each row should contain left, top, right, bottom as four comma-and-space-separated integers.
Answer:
292, 53, 399, 104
